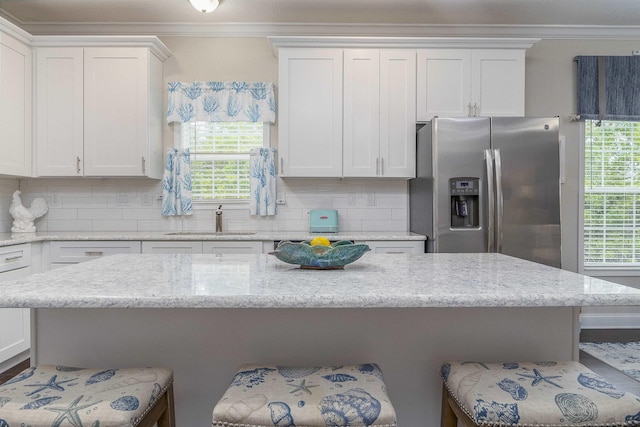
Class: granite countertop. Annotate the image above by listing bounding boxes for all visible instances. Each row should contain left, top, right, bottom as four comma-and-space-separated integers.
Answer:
0, 231, 426, 247
1, 252, 639, 309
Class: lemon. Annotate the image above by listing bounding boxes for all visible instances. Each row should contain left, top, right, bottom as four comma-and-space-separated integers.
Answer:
310, 236, 331, 247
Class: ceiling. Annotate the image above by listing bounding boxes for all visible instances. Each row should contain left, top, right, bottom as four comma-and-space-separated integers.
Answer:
1, 0, 640, 38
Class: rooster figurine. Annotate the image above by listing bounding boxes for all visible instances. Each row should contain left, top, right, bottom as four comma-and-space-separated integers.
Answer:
9, 190, 48, 233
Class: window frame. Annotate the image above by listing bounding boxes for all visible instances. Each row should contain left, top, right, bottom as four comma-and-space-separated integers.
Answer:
581, 119, 640, 275
172, 121, 271, 209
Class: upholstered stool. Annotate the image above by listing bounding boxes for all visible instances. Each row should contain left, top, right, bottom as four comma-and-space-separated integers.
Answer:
440, 360, 640, 426
0, 365, 175, 427
212, 363, 397, 426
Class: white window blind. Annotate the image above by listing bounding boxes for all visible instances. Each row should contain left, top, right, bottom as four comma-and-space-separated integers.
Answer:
180, 122, 265, 201
584, 120, 640, 266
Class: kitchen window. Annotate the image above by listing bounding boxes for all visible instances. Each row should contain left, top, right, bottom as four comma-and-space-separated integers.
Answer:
584, 119, 640, 267
176, 121, 269, 202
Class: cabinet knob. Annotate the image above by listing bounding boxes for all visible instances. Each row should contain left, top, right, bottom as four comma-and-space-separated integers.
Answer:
76, 156, 81, 174
381, 158, 384, 176
142, 157, 146, 174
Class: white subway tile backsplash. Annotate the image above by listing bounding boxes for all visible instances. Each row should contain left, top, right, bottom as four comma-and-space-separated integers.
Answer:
47, 219, 94, 232
78, 208, 123, 220
92, 219, 138, 232
10, 177, 409, 233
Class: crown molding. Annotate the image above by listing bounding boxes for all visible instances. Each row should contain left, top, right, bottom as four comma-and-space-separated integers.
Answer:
30, 35, 173, 61
267, 36, 540, 52
2, 12, 640, 40
0, 16, 33, 44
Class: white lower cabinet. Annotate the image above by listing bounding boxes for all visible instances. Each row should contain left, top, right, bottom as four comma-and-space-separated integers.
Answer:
45, 241, 141, 269
361, 240, 425, 254
142, 241, 263, 254
142, 241, 204, 254
202, 241, 263, 254
0, 244, 33, 372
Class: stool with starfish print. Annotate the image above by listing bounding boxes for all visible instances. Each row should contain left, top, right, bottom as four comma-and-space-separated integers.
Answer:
0, 365, 175, 427
440, 360, 640, 426
212, 363, 397, 426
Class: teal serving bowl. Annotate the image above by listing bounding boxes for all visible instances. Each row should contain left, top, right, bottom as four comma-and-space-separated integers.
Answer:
268, 240, 370, 269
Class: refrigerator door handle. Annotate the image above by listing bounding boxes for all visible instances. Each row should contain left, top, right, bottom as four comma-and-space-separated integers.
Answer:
484, 149, 495, 252
493, 148, 504, 253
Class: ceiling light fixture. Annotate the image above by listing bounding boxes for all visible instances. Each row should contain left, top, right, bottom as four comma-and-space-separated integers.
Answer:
189, 0, 219, 13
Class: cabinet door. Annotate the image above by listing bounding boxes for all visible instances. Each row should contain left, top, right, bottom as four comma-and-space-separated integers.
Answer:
36, 48, 84, 176
379, 50, 416, 178
202, 241, 262, 254
83, 48, 148, 176
47, 241, 141, 266
0, 244, 32, 366
471, 49, 525, 117
416, 50, 471, 121
278, 49, 343, 177
0, 32, 32, 176
343, 49, 380, 177
363, 240, 425, 254
141, 241, 203, 254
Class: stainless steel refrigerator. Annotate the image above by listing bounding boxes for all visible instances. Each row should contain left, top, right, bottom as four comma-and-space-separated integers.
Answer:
409, 116, 561, 267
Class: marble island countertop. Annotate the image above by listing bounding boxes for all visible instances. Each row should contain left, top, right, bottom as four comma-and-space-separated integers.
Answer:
0, 231, 426, 247
2, 253, 640, 309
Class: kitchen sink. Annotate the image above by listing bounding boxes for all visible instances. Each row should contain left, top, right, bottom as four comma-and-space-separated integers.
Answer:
165, 231, 256, 236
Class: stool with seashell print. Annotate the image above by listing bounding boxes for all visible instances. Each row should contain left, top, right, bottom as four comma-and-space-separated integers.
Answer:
212, 363, 397, 427
440, 360, 640, 427
0, 365, 175, 427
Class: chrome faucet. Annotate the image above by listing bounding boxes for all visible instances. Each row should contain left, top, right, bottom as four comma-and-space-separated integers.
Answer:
215, 205, 223, 232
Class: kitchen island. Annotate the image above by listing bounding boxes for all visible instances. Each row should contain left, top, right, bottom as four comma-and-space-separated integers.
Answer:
2, 253, 640, 426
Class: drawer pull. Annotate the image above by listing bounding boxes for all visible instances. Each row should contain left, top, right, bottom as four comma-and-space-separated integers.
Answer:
4, 255, 23, 261
85, 251, 104, 256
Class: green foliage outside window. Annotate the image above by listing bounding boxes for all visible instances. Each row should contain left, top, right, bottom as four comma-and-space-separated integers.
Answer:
584, 120, 640, 266
181, 122, 264, 201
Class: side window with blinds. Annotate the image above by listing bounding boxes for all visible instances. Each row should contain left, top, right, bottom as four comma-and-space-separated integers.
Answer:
584, 120, 640, 266
180, 122, 266, 201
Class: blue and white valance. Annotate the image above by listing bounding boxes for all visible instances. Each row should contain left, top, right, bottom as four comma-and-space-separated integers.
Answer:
576, 56, 640, 121
167, 81, 276, 124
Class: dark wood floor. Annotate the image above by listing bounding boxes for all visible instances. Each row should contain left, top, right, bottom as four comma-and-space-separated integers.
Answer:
0, 358, 30, 385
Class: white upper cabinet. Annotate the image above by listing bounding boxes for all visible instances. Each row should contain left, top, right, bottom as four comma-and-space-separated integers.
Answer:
35, 47, 84, 176
278, 48, 343, 177
278, 46, 415, 179
343, 49, 416, 178
35, 40, 170, 178
378, 50, 416, 178
0, 24, 32, 177
417, 49, 526, 121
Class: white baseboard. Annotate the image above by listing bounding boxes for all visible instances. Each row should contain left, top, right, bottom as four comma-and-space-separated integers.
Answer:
580, 313, 640, 329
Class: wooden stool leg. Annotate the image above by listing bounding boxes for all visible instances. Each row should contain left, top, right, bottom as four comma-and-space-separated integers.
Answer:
158, 383, 176, 427
441, 384, 458, 427
138, 383, 176, 427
